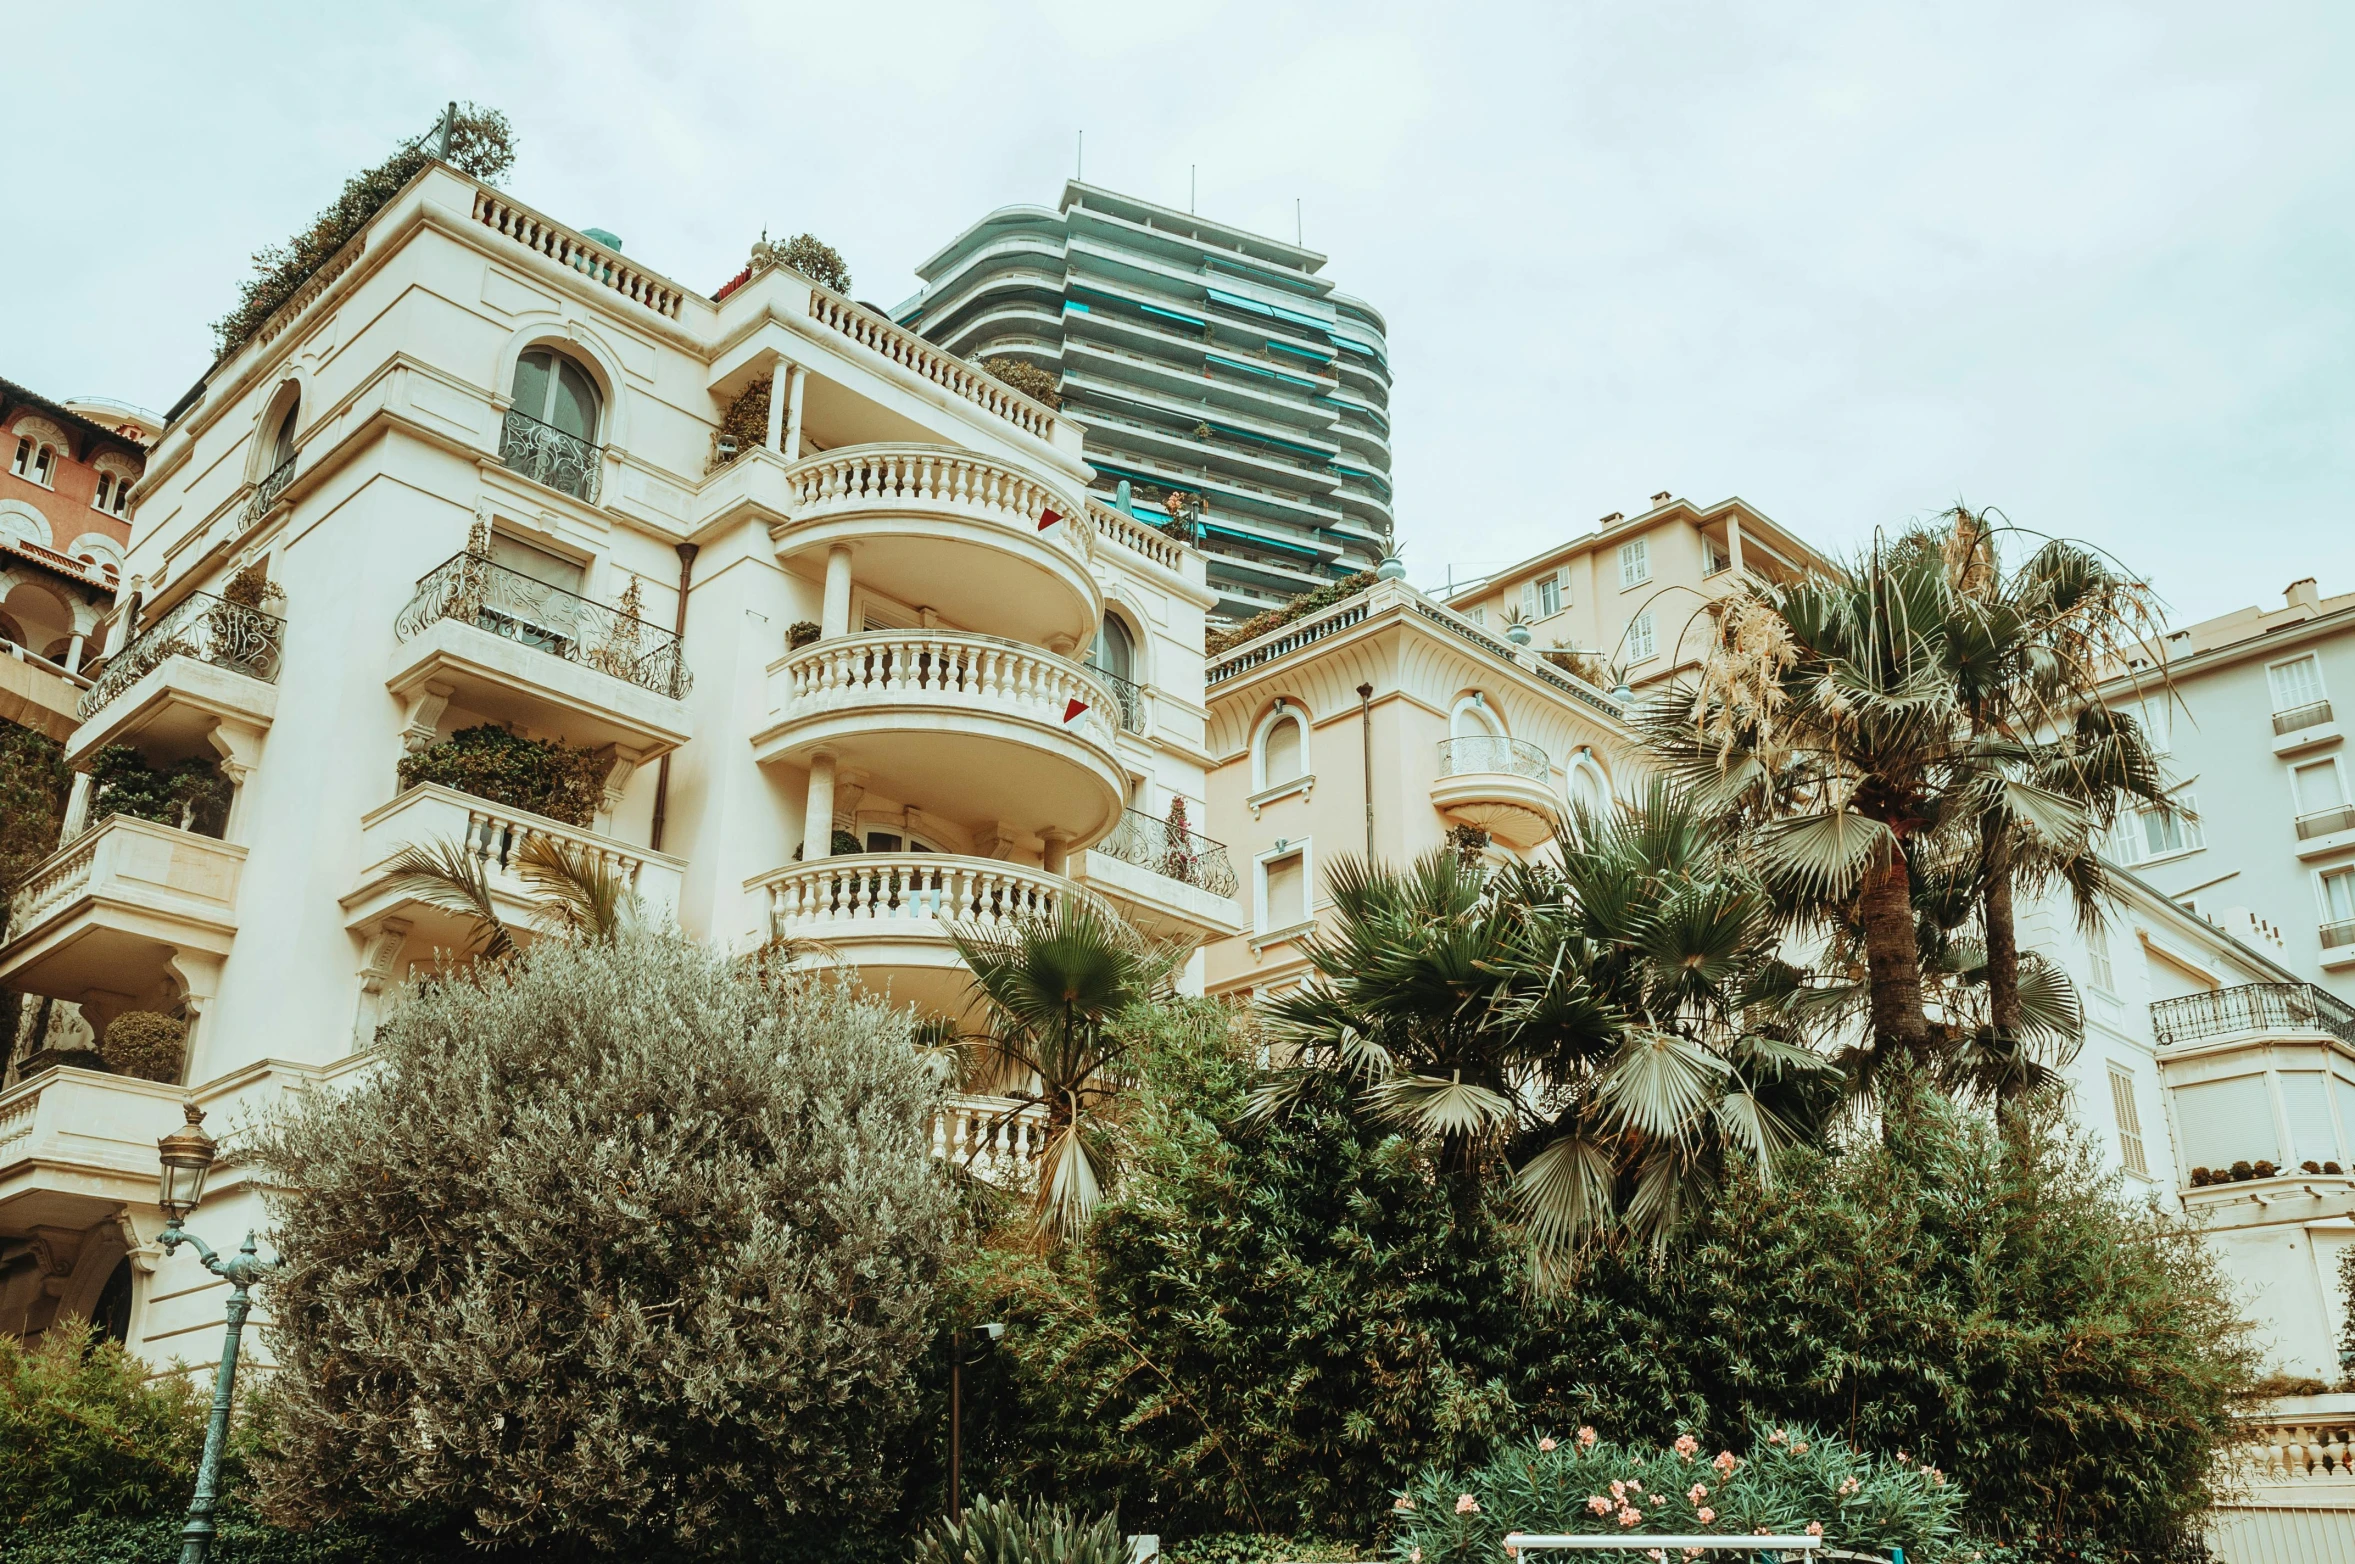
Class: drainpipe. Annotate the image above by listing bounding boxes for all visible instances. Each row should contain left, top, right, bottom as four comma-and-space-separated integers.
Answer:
648, 542, 699, 852
1357, 682, 1375, 859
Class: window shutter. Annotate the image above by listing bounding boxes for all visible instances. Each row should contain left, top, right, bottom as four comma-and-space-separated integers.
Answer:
1521, 583, 1539, 620
2271, 656, 2326, 711
2107, 1068, 2148, 1176
2179, 791, 2203, 849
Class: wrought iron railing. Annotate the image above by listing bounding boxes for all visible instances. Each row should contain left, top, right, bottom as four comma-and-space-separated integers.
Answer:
1437, 734, 1550, 781
2297, 804, 2355, 841
1090, 807, 1239, 897
1090, 666, 1144, 731
499, 408, 601, 503
2275, 699, 2333, 735
78, 592, 286, 719
394, 552, 691, 699
244, 454, 296, 528
2150, 982, 2355, 1051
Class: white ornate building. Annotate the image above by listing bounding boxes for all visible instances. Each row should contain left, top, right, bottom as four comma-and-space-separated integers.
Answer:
0, 161, 1238, 1363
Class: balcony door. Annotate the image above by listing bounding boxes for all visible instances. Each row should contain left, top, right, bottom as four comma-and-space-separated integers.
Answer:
485, 532, 588, 655
513, 349, 600, 444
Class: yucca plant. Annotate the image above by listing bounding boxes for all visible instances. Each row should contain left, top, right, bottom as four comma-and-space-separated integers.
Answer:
919, 1493, 1126, 1564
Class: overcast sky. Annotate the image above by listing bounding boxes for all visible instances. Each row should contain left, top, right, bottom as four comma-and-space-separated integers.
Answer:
6, 2, 2348, 625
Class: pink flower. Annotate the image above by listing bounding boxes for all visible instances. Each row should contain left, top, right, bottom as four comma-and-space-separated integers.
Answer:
1769, 1429, 1788, 1445
1807, 1523, 1824, 1539
1455, 1494, 1480, 1515
1610, 1481, 1627, 1500
1697, 1507, 1716, 1525
1625, 1480, 1643, 1495
1647, 1551, 1667, 1563
1618, 1507, 1643, 1527
1674, 1433, 1700, 1459
1577, 1426, 1599, 1448
1687, 1484, 1708, 1505
1395, 1497, 1416, 1512
1410, 1552, 1421, 1564
1838, 1478, 1860, 1498
1539, 1437, 1558, 1452
1756, 1529, 1775, 1538
1792, 1441, 1808, 1454
1505, 1550, 1518, 1560
1587, 1496, 1613, 1516
1897, 1451, 1910, 1464
1713, 1452, 1739, 1476
1684, 1551, 1704, 1561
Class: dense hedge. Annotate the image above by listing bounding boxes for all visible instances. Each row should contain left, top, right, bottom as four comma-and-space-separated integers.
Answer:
395, 724, 608, 827
88, 743, 231, 837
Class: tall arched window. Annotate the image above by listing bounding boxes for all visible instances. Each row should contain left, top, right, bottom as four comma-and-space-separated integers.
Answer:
93, 474, 112, 511
505, 349, 604, 502
1095, 613, 1135, 682
1255, 702, 1310, 792
513, 349, 601, 441
268, 398, 299, 471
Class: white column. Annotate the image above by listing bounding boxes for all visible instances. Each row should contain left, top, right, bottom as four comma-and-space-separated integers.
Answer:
784, 364, 808, 460
1041, 828, 1072, 877
57, 774, 91, 845
803, 748, 838, 862
821, 545, 854, 638
63, 632, 85, 673
764, 359, 789, 452
1727, 513, 1745, 576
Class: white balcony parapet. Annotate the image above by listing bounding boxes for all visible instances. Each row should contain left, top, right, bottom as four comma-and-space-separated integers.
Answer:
783, 445, 1090, 561
777, 630, 1121, 753
1089, 500, 1190, 573
345, 783, 685, 930
0, 815, 245, 1019
933, 1092, 1050, 1186
806, 288, 1059, 442
759, 852, 1079, 938
469, 189, 685, 320
2238, 1397, 2355, 1484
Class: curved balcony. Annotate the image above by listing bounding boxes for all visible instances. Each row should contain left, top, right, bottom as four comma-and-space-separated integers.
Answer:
751, 853, 1085, 1014
752, 630, 1125, 846
1430, 735, 1557, 848
770, 444, 1099, 650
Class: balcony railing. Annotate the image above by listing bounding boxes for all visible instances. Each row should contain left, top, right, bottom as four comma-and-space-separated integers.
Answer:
2151, 982, 2355, 1051
394, 552, 691, 699
776, 629, 1115, 750
499, 409, 601, 504
2297, 804, 2355, 841
2325, 918, 2355, 951
2275, 699, 2333, 735
78, 591, 286, 720
1090, 807, 1239, 897
1091, 667, 1144, 731
1438, 734, 1550, 781
244, 454, 296, 528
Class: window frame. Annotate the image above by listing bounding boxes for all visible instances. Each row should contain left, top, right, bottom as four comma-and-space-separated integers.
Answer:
1251, 703, 1313, 797
1254, 837, 1315, 938
2107, 1064, 2150, 1179
1618, 537, 1651, 589
512, 346, 604, 442
2268, 652, 2328, 715
1625, 609, 1657, 663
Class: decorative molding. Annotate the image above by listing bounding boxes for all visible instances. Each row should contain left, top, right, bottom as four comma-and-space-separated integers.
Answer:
1246, 773, 1314, 818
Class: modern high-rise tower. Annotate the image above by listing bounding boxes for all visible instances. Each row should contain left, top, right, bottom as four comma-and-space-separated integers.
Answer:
895, 182, 1393, 624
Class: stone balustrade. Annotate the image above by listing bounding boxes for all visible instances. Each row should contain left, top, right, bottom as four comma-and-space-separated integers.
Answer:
805, 289, 1058, 440
781, 444, 1089, 563
1090, 500, 1189, 572
469, 190, 685, 319
2240, 1401, 2355, 1483
775, 630, 1119, 751
933, 1093, 1050, 1186
353, 783, 685, 923
758, 852, 1078, 938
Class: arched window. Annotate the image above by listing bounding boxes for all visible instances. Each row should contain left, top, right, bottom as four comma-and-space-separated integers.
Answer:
1095, 613, 1136, 683
512, 348, 601, 440
1450, 692, 1501, 738
1255, 702, 1310, 792
93, 474, 112, 511
268, 398, 299, 473
1567, 750, 1609, 816
8, 437, 26, 477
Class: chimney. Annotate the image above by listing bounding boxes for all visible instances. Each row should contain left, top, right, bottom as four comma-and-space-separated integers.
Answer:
2286, 578, 2321, 612
1650, 491, 1673, 507
1598, 511, 1623, 526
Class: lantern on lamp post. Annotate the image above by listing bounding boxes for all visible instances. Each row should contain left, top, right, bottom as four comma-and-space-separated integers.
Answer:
154, 1101, 278, 1564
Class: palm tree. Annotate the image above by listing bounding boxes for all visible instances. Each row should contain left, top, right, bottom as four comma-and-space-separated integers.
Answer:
1256, 784, 1841, 1272
382, 831, 641, 961
945, 896, 1188, 1245
1651, 540, 1965, 1058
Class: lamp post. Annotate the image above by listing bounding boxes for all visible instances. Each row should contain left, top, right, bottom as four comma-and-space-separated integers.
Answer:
155, 1101, 277, 1564
947, 1320, 1005, 1522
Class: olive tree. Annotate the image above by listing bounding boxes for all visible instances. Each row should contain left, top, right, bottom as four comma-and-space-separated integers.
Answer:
250, 933, 959, 1556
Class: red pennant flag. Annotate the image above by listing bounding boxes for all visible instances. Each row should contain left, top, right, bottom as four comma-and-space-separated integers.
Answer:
1038, 508, 1062, 531
1063, 698, 1089, 724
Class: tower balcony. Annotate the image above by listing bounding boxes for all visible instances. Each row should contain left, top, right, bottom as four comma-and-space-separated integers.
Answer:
752, 630, 1125, 848
762, 444, 1099, 650
750, 853, 1086, 1014
1429, 736, 1558, 848
389, 552, 692, 761
0, 815, 244, 1029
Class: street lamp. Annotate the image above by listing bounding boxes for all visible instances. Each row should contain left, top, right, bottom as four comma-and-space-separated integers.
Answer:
155, 1101, 278, 1564
947, 1320, 1005, 1522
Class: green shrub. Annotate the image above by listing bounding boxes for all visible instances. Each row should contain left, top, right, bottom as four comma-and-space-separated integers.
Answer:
1163, 1537, 1361, 1564
1390, 1426, 1965, 1564
248, 932, 960, 1557
1205, 573, 1376, 656
88, 744, 231, 837
395, 724, 608, 827
211, 105, 513, 359
100, 1010, 186, 1082
0, 718, 69, 904
983, 357, 1062, 410
5, 1501, 447, 1563
917, 1493, 1124, 1564
779, 233, 852, 295
0, 1326, 205, 1536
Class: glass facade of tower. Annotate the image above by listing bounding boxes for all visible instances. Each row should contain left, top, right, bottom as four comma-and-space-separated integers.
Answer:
895, 182, 1393, 624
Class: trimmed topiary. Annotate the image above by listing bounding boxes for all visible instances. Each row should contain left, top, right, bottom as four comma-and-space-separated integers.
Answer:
99, 1011, 185, 1083
2230, 1160, 2255, 1181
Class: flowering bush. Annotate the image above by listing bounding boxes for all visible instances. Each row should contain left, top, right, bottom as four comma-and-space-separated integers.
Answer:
1388, 1426, 1964, 1564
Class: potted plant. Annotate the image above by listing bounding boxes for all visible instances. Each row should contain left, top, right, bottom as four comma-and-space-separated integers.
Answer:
1501, 607, 1534, 647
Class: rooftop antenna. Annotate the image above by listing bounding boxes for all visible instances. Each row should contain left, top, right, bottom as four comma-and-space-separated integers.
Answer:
1076, 130, 1083, 183
1190, 164, 1197, 214
438, 100, 457, 160
1295, 198, 1302, 246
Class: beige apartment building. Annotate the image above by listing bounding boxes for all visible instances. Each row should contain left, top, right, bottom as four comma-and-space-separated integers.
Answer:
1198, 566, 1641, 998
0, 161, 1238, 1360
1437, 493, 1828, 692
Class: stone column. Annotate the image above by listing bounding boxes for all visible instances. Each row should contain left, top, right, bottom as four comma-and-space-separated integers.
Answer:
63, 632, 85, 674
803, 748, 838, 862
765, 359, 789, 452
1727, 513, 1745, 576
821, 545, 854, 638
57, 774, 91, 846
1041, 828, 1072, 877
784, 365, 808, 460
